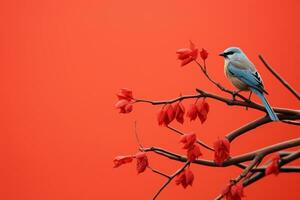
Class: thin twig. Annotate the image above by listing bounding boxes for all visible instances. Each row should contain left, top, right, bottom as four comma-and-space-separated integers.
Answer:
166, 125, 215, 151
134, 121, 144, 149
281, 120, 300, 126
153, 162, 190, 200
147, 166, 170, 179
259, 55, 300, 100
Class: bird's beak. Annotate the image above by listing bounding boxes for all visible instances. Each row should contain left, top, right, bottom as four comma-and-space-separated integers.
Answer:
219, 52, 225, 57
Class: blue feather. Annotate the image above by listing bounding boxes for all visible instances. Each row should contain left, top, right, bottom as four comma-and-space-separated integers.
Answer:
252, 89, 279, 121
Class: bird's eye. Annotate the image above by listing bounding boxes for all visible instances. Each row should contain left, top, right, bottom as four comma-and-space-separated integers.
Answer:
225, 51, 234, 56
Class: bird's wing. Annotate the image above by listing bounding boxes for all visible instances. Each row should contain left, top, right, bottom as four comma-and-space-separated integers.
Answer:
227, 62, 268, 94
230, 58, 256, 71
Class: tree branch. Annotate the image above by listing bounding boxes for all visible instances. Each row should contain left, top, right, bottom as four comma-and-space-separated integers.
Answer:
166, 125, 215, 151
259, 55, 300, 101
135, 89, 300, 116
152, 162, 190, 200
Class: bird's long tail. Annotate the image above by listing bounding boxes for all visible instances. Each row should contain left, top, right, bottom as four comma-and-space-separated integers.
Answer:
252, 89, 279, 121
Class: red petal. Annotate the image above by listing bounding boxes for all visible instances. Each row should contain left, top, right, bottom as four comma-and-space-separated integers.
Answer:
135, 152, 149, 174
265, 154, 280, 175
177, 51, 192, 60
213, 138, 230, 165
157, 109, 167, 126
189, 41, 196, 50
181, 57, 194, 66
200, 48, 208, 60
117, 88, 133, 101
180, 133, 197, 149
115, 99, 129, 108
113, 155, 133, 168
187, 144, 202, 162
176, 48, 191, 54
187, 104, 198, 121
184, 168, 194, 187
174, 102, 185, 124
166, 104, 175, 123
196, 99, 209, 124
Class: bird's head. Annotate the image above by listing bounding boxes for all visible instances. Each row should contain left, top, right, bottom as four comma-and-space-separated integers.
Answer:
219, 47, 244, 61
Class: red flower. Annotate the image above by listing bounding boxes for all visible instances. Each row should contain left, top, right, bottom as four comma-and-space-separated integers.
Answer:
115, 88, 134, 113
117, 88, 134, 101
200, 48, 208, 60
222, 183, 244, 200
265, 154, 281, 175
113, 155, 134, 168
176, 41, 198, 66
214, 138, 230, 165
175, 167, 194, 188
157, 104, 175, 126
135, 152, 149, 174
173, 101, 185, 124
187, 103, 198, 121
180, 133, 197, 149
196, 99, 209, 124
115, 99, 133, 113
187, 144, 202, 162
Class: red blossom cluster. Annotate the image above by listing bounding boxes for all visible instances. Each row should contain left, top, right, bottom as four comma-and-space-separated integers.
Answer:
176, 41, 208, 66
175, 167, 194, 188
213, 138, 231, 165
115, 88, 135, 113
157, 102, 185, 126
265, 154, 281, 175
180, 133, 202, 162
222, 183, 244, 200
113, 152, 149, 174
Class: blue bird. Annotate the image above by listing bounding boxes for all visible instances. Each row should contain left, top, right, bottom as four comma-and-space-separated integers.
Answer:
219, 47, 279, 121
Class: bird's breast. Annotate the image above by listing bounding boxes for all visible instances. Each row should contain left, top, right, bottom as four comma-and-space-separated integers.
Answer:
224, 61, 250, 91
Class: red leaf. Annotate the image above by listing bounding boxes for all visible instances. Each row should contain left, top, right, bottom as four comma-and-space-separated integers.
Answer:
176, 41, 198, 66
175, 167, 194, 188
166, 104, 175, 123
115, 99, 133, 114
157, 105, 175, 126
187, 104, 198, 121
196, 99, 209, 124
113, 155, 133, 168
187, 144, 202, 162
174, 101, 185, 124
181, 57, 194, 66
213, 138, 230, 165
117, 88, 134, 101
157, 109, 166, 126
265, 154, 281, 176
200, 48, 208, 60
222, 183, 244, 200
180, 133, 197, 149
135, 152, 149, 174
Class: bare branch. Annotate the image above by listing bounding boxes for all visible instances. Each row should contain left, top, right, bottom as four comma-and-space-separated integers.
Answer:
143, 137, 300, 168
259, 55, 300, 100
243, 151, 300, 187
135, 89, 300, 116
281, 120, 300, 126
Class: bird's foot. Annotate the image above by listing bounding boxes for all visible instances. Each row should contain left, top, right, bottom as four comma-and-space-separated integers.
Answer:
245, 91, 253, 110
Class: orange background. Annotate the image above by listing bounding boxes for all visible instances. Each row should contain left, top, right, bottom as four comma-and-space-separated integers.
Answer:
1, 0, 299, 199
